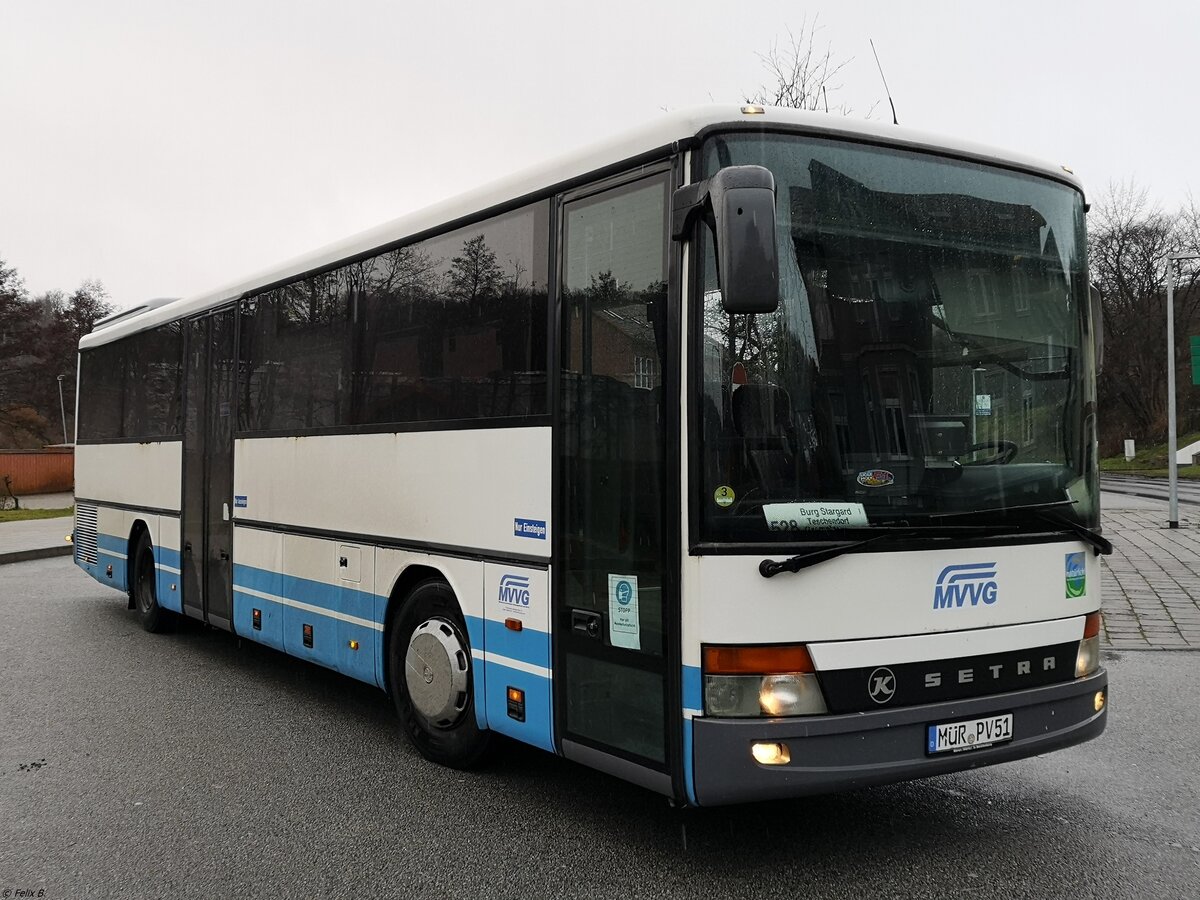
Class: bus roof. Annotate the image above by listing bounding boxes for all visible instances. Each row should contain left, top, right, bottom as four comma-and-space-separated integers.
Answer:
81, 104, 1085, 350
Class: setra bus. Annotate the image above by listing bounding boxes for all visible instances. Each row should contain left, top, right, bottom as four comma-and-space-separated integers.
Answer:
73, 105, 1109, 806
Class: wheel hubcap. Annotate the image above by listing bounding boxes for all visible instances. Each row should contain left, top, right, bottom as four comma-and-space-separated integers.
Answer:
404, 618, 470, 728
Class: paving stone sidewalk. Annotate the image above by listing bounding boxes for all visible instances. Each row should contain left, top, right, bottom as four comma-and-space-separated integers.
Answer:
1102, 509, 1200, 650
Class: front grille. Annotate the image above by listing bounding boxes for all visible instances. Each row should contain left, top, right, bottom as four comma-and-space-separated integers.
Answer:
74, 503, 98, 564
818, 641, 1078, 713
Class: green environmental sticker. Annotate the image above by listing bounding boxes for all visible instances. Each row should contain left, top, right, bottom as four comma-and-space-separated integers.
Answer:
1065, 552, 1086, 598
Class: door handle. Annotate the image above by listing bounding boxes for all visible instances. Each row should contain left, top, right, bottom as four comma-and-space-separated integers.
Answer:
571, 609, 601, 640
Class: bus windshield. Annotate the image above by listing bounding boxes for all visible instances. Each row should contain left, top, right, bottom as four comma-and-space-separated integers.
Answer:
696, 132, 1097, 543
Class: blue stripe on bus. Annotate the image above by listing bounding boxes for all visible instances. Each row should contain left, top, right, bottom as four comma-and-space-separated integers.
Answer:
682, 664, 702, 712
682, 665, 702, 806
77, 544, 557, 752
481, 658, 554, 753
463, 616, 489, 730
234, 590, 380, 687
155, 545, 181, 569
154, 543, 184, 613
97, 533, 126, 553
78, 532, 128, 593
233, 563, 381, 624
465, 614, 553, 734
230, 563, 383, 688
482, 618, 551, 670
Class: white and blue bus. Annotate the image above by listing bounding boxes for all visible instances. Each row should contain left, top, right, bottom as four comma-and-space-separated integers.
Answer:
73, 106, 1109, 806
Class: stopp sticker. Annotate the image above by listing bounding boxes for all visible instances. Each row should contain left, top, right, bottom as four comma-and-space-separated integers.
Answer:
857, 469, 895, 487
713, 485, 736, 508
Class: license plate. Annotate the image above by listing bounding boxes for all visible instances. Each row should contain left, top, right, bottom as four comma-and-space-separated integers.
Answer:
927, 713, 1013, 754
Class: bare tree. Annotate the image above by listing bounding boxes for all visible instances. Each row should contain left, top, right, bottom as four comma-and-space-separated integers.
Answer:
745, 17, 872, 116
1089, 182, 1200, 447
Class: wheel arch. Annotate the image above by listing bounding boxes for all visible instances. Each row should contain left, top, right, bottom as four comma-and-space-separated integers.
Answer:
382, 564, 452, 696
126, 519, 153, 609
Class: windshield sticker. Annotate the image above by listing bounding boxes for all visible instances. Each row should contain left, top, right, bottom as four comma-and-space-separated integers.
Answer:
764, 502, 868, 531
1065, 552, 1086, 598
856, 469, 895, 488
713, 485, 736, 508
608, 575, 641, 650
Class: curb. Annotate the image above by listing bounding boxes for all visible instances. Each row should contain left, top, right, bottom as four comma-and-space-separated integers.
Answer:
0, 546, 75, 566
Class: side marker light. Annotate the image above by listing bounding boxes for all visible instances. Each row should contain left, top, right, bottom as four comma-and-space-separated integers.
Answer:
506, 686, 526, 722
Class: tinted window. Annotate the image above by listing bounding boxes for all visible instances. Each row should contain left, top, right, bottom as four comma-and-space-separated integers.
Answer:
239, 271, 352, 431
78, 323, 183, 441
240, 201, 549, 432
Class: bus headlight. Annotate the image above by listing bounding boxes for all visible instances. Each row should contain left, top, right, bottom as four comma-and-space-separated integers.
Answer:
702, 645, 829, 717
759, 673, 827, 716
1076, 611, 1102, 678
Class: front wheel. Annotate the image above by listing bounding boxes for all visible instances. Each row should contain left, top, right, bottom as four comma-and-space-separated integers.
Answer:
132, 532, 172, 633
388, 578, 491, 768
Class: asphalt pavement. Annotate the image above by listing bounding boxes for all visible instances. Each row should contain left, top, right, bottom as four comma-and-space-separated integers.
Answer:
1, 556, 1198, 899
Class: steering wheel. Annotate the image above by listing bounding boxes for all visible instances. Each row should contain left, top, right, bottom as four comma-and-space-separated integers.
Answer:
962, 440, 1019, 465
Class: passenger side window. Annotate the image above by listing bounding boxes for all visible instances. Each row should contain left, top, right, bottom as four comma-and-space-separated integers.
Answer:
239, 202, 549, 432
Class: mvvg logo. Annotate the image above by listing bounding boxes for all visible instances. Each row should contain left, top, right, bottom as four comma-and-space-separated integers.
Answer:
499, 574, 531, 607
933, 562, 998, 609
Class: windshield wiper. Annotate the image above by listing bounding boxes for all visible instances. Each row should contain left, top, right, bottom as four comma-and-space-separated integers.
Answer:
757, 524, 1013, 578
759, 536, 889, 578
1030, 510, 1113, 556
928, 501, 1113, 556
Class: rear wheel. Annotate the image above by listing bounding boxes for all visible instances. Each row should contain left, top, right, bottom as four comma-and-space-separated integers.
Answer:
388, 578, 491, 768
132, 531, 171, 633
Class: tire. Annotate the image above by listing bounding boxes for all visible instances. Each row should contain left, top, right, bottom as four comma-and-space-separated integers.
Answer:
388, 578, 491, 768
132, 531, 171, 633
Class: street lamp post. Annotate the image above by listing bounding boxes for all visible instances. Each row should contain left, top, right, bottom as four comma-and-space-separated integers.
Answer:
1166, 252, 1200, 528
56, 374, 67, 446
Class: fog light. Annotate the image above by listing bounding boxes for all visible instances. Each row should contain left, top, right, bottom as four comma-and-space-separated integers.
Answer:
751, 742, 791, 765
1094, 690, 1105, 712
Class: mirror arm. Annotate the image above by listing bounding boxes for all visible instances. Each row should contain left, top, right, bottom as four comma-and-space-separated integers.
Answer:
671, 178, 713, 241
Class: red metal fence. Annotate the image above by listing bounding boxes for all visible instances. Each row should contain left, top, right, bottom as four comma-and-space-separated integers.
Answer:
0, 448, 74, 495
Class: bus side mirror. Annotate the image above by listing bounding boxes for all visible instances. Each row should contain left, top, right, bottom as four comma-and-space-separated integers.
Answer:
672, 165, 779, 314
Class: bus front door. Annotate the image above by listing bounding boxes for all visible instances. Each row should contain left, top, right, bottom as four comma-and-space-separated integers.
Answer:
181, 308, 235, 630
555, 169, 675, 792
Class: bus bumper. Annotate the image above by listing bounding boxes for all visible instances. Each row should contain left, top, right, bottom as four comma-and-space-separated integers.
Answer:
690, 667, 1108, 806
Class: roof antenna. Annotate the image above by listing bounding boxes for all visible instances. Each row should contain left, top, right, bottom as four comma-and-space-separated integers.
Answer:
870, 39, 899, 125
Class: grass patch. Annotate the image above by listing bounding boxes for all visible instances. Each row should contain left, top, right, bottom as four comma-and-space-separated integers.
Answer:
1100, 432, 1200, 478
0, 506, 74, 523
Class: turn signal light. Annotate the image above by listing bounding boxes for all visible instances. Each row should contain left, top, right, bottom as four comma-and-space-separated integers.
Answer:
703, 644, 815, 675
1083, 611, 1102, 639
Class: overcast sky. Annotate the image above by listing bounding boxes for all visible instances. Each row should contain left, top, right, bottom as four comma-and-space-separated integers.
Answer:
2, 0, 1196, 309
